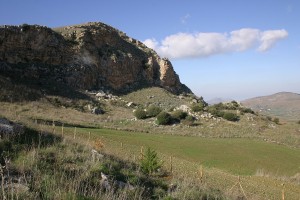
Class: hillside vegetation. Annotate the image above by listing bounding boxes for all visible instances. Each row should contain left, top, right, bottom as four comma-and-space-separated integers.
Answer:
1, 87, 300, 199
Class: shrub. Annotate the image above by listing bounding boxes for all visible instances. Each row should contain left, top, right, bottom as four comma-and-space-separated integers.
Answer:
207, 107, 224, 117
222, 112, 239, 122
240, 107, 255, 114
266, 116, 272, 121
140, 147, 162, 175
273, 118, 280, 124
231, 100, 239, 108
134, 108, 147, 119
182, 115, 195, 126
297, 120, 300, 124
191, 103, 204, 112
156, 111, 171, 125
147, 105, 162, 117
214, 103, 225, 110
171, 110, 188, 120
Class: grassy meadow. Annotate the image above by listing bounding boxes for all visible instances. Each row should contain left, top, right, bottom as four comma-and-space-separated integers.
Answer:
1, 87, 300, 199
54, 126, 300, 199
70, 127, 300, 176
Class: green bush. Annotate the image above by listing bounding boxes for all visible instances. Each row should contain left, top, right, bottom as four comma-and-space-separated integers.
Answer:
171, 110, 188, 120
213, 103, 225, 110
140, 147, 162, 175
182, 115, 195, 126
207, 106, 224, 117
147, 105, 162, 117
273, 118, 280, 124
134, 108, 147, 119
191, 103, 204, 112
156, 111, 172, 125
222, 112, 239, 122
231, 101, 239, 108
240, 107, 255, 114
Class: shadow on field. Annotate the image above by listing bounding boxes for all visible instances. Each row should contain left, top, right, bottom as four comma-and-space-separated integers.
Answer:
0, 120, 62, 166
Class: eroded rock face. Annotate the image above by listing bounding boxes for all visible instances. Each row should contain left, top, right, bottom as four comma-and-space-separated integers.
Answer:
0, 22, 191, 95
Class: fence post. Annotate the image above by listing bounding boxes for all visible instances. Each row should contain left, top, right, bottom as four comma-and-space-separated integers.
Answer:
140, 146, 144, 159
61, 124, 64, 137
282, 183, 285, 200
170, 156, 173, 173
52, 121, 55, 134
73, 127, 76, 139
200, 165, 203, 182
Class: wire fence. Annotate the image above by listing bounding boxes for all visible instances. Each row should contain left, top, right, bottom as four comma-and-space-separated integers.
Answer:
40, 123, 300, 200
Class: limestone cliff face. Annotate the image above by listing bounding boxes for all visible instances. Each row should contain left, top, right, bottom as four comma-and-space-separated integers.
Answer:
0, 22, 191, 94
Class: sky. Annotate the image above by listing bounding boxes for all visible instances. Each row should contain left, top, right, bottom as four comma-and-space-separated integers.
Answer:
1, 0, 299, 101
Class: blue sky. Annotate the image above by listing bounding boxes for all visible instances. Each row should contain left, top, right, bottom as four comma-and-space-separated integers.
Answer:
1, 0, 299, 100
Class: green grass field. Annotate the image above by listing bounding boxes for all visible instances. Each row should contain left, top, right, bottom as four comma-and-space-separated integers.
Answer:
75, 127, 300, 177
2, 97, 300, 199
57, 127, 300, 199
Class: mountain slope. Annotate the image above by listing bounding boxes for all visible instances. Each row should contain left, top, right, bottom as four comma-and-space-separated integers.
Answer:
241, 92, 300, 121
0, 22, 191, 101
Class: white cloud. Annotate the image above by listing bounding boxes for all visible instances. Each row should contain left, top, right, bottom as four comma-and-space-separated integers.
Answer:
229, 29, 260, 51
143, 28, 288, 59
143, 38, 158, 50
258, 29, 288, 52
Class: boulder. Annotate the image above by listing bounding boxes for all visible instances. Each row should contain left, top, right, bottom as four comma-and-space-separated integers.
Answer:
91, 107, 103, 115
0, 118, 24, 138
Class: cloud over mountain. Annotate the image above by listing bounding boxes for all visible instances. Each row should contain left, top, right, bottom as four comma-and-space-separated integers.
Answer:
143, 28, 288, 59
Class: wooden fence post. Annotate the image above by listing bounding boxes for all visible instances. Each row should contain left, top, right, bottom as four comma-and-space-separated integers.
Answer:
140, 146, 144, 159
61, 124, 64, 137
170, 156, 173, 173
73, 127, 76, 139
52, 121, 55, 134
282, 183, 285, 200
200, 165, 203, 182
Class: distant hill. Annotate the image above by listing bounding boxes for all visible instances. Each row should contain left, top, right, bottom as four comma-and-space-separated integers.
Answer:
241, 92, 300, 121
206, 97, 234, 105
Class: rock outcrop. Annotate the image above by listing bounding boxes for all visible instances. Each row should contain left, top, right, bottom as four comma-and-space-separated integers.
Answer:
0, 22, 191, 98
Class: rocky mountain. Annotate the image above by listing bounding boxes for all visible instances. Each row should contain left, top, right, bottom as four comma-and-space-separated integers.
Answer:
0, 22, 191, 101
241, 92, 300, 121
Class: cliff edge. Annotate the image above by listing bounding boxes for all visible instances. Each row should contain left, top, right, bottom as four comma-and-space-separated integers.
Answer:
0, 22, 191, 100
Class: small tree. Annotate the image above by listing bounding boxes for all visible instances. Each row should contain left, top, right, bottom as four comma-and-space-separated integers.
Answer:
146, 105, 162, 117
156, 111, 171, 125
134, 108, 147, 119
140, 147, 163, 175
